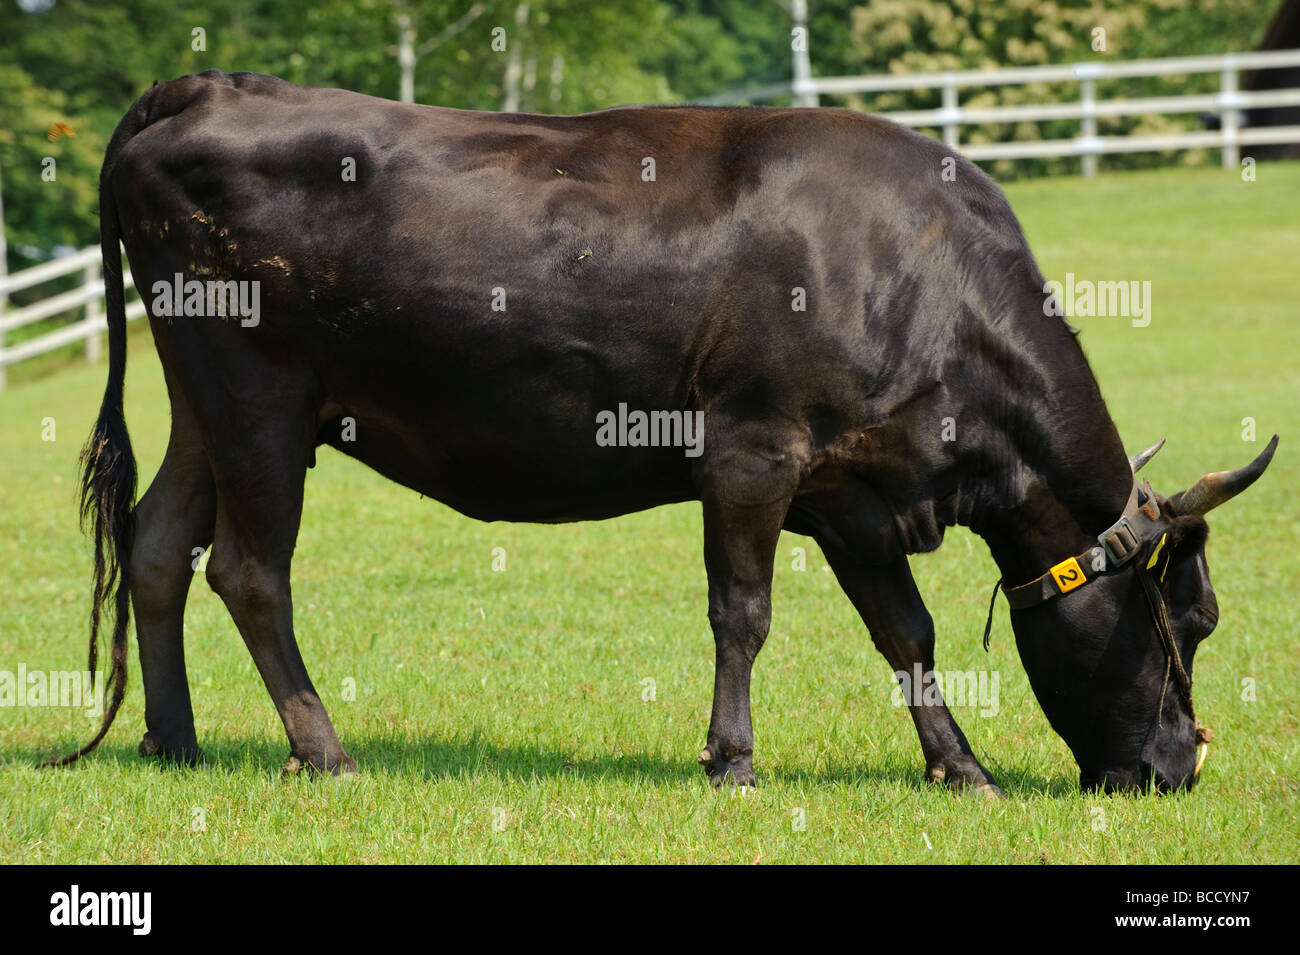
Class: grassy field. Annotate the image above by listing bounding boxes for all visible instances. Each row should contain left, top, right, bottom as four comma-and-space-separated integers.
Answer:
1, 162, 1297, 864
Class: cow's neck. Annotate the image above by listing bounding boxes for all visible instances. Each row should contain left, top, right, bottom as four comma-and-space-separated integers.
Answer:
960, 334, 1133, 588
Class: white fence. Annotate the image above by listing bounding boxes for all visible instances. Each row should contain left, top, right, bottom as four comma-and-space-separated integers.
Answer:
699, 48, 1300, 176
0, 245, 146, 388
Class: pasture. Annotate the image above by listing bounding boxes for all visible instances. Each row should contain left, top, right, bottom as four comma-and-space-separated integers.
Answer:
1, 162, 1297, 864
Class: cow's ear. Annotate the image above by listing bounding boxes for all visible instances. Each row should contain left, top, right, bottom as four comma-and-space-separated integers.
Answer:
1163, 514, 1217, 639
1166, 513, 1209, 556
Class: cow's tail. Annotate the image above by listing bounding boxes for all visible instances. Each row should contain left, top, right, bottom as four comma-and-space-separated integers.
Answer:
45, 96, 154, 767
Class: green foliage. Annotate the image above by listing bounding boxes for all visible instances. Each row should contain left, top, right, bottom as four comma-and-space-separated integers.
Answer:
840, 0, 1277, 178
0, 63, 103, 256
0, 0, 691, 264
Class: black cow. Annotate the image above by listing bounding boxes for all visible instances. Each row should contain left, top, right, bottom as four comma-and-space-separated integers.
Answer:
60, 70, 1276, 794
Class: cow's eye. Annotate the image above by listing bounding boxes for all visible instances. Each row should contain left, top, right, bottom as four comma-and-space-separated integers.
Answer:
1181, 603, 1218, 641
1164, 547, 1217, 642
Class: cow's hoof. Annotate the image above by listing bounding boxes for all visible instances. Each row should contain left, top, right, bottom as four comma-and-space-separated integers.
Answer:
698, 747, 757, 790
926, 758, 1002, 798
138, 732, 206, 767
956, 780, 1004, 800
281, 752, 359, 778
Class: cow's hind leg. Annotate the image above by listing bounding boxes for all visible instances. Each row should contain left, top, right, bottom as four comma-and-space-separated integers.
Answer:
818, 542, 1001, 796
696, 442, 801, 788
203, 405, 355, 776
131, 399, 216, 765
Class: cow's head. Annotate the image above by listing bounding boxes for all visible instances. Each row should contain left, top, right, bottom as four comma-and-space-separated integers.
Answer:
1009, 436, 1277, 794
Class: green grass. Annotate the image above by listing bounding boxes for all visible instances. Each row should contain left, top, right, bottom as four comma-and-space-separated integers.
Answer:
2, 163, 1298, 864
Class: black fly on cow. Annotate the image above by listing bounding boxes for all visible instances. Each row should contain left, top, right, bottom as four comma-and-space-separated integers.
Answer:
56, 70, 1277, 795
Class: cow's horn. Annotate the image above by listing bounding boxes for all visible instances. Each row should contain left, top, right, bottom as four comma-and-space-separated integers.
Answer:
1128, 438, 1166, 473
1171, 434, 1279, 515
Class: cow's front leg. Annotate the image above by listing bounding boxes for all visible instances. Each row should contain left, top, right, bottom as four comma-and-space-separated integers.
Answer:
820, 547, 1001, 796
696, 457, 795, 789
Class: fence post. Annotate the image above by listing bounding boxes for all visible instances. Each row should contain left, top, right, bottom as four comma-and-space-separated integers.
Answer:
941, 74, 959, 148
1080, 76, 1097, 178
84, 259, 102, 364
1072, 62, 1105, 178
791, 0, 818, 108
1221, 55, 1240, 170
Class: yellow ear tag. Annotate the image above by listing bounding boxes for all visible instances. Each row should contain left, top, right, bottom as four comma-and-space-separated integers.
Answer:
1049, 556, 1086, 594
1145, 532, 1167, 571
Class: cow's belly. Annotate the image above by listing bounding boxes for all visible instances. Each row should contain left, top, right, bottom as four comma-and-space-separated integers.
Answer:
335, 434, 699, 523
313, 317, 706, 523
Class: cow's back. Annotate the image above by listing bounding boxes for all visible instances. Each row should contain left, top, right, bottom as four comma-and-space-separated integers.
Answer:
113, 71, 1042, 523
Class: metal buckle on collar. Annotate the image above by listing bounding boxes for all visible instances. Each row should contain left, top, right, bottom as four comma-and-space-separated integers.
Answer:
1099, 515, 1141, 566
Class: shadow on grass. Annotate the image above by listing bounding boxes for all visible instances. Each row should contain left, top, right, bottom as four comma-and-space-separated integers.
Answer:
3, 733, 1077, 797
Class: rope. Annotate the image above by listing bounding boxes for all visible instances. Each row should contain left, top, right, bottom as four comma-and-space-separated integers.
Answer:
982, 577, 1003, 652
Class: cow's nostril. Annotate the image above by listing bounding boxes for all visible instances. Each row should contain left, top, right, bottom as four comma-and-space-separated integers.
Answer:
1152, 767, 1199, 794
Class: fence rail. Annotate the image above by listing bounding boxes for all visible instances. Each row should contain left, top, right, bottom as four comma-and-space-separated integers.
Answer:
0, 245, 146, 388
698, 48, 1300, 174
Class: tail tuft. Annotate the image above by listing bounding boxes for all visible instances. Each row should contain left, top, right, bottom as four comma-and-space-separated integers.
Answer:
42, 94, 144, 767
